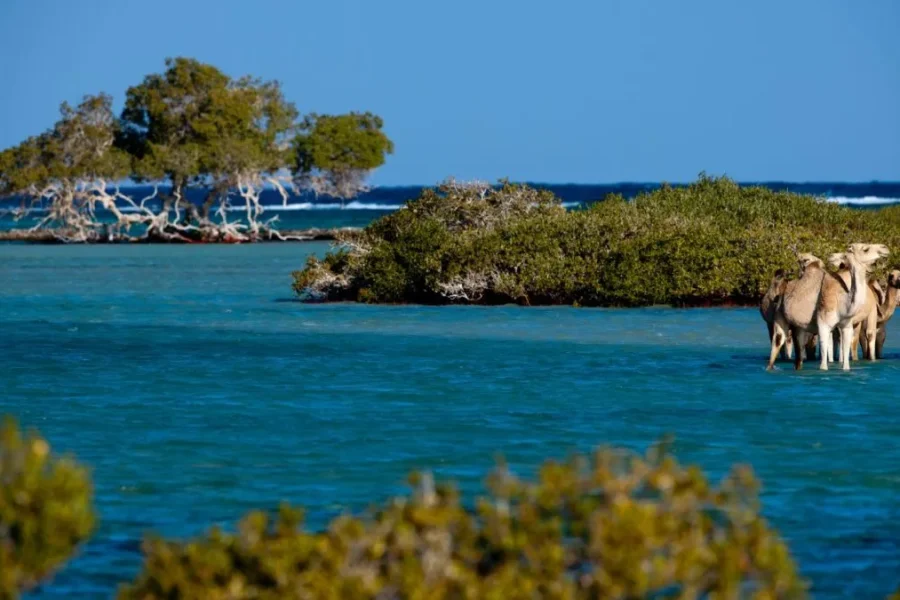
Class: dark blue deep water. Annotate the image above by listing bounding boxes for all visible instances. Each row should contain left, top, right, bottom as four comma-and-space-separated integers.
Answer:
3, 181, 900, 233
1, 243, 899, 598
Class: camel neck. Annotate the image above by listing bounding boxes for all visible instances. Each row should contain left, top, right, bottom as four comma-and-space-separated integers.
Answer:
845, 255, 868, 314
884, 285, 900, 319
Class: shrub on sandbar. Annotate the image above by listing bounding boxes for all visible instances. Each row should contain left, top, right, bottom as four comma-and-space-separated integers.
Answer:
293, 175, 900, 306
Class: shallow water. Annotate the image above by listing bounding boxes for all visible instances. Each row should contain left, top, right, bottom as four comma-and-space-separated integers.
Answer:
1, 243, 898, 599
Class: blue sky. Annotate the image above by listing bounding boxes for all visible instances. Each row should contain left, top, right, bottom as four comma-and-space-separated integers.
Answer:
1, 0, 897, 184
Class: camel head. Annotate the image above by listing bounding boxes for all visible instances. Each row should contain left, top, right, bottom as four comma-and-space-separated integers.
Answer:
847, 243, 890, 266
796, 253, 824, 273
827, 252, 848, 271
887, 269, 900, 289
765, 269, 789, 297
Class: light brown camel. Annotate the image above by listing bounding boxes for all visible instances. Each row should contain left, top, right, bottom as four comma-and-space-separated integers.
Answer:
760, 270, 793, 360
816, 244, 889, 370
827, 253, 882, 363
766, 253, 826, 370
768, 244, 889, 371
760, 266, 817, 362
863, 269, 900, 359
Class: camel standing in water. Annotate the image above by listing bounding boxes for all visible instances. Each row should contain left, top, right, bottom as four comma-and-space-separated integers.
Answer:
760, 264, 817, 362
815, 244, 889, 370
766, 254, 826, 370
760, 270, 793, 360
768, 244, 889, 371
827, 254, 882, 364
864, 269, 900, 359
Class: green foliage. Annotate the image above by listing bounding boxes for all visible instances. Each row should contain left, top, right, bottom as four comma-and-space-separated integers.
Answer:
119, 441, 806, 599
294, 175, 900, 306
1, 56, 392, 241
0, 418, 95, 599
3, 417, 900, 597
293, 112, 394, 199
119, 57, 299, 192
0, 94, 129, 196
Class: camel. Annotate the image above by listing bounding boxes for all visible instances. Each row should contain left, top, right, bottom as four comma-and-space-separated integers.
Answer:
767, 244, 889, 371
760, 265, 817, 362
760, 270, 793, 360
862, 269, 900, 359
766, 253, 827, 370
827, 253, 882, 363
815, 244, 889, 370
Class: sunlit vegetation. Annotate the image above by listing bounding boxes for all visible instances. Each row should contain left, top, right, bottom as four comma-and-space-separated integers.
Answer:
3, 417, 898, 598
0, 58, 393, 243
0, 419, 94, 599
293, 175, 900, 306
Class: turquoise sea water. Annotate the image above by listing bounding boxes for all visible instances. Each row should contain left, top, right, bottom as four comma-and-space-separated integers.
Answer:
1, 243, 899, 598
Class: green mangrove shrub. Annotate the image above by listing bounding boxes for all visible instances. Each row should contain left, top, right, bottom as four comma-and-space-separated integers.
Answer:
5, 418, 900, 598
0, 418, 94, 599
119, 441, 805, 599
293, 175, 900, 306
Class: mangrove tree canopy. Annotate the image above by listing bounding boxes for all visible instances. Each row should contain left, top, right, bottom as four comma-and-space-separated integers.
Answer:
294, 112, 394, 202
0, 57, 393, 242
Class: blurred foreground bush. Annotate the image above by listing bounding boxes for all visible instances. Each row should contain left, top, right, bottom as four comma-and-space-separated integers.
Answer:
293, 175, 900, 306
6, 418, 900, 598
119, 442, 806, 599
0, 418, 94, 599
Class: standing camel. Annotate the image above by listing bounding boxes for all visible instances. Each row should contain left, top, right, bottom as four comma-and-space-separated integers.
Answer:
760, 264, 817, 362
766, 253, 826, 370
767, 244, 889, 371
827, 253, 882, 364
816, 244, 889, 370
760, 269, 793, 360
864, 269, 900, 359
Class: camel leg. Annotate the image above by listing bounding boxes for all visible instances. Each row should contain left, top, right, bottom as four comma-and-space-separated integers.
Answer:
841, 324, 854, 371
829, 330, 838, 363
767, 322, 788, 370
785, 330, 794, 360
770, 322, 789, 361
876, 327, 887, 359
818, 323, 832, 371
805, 334, 816, 361
794, 328, 807, 371
850, 323, 861, 361
864, 314, 877, 361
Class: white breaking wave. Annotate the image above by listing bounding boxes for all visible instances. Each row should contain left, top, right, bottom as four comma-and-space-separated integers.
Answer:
8, 198, 900, 215
823, 196, 900, 206
4, 200, 584, 214
228, 200, 585, 211
227, 201, 402, 211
